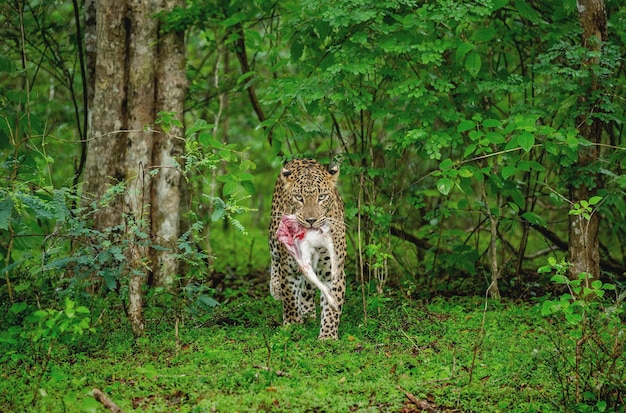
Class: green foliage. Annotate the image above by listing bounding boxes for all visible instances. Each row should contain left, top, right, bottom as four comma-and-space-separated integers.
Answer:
217, 0, 620, 292
3, 297, 93, 362
538, 258, 625, 411
570, 196, 603, 221
1, 297, 95, 407
152, 0, 626, 291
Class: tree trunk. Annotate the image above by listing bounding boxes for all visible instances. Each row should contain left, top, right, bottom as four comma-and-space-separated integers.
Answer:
83, 0, 186, 336
569, 0, 607, 281
151, 0, 187, 287
82, 0, 127, 230
123, 0, 158, 337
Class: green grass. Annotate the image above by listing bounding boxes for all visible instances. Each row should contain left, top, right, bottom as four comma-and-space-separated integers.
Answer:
0, 292, 575, 412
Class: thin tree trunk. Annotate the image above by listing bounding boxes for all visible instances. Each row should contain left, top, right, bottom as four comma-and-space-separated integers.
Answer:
83, 0, 96, 115
569, 0, 607, 281
123, 0, 158, 336
481, 181, 501, 300
151, 0, 187, 287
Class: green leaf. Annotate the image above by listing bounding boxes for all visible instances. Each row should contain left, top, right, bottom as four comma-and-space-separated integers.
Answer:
502, 165, 517, 179
14, 281, 31, 293
222, 181, 238, 197
510, 189, 525, 208
457, 120, 476, 133
458, 167, 474, 178
521, 211, 546, 227
240, 180, 256, 195
471, 27, 497, 42
237, 71, 257, 85
104, 273, 117, 290
518, 132, 535, 152
76, 306, 90, 314
550, 274, 569, 285
588, 196, 602, 205
211, 207, 225, 222
455, 42, 475, 61
33, 309, 49, 318
314, 21, 330, 41
290, 40, 304, 61
465, 52, 481, 77
565, 312, 582, 325
0, 54, 16, 73
537, 264, 552, 274
485, 132, 505, 144
10, 302, 28, 314
436, 178, 454, 196
50, 365, 68, 383
198, 133, 223, 148
463, 143, 477, 158
439, 158, 453, 171
540, 300, 556, 316
482, 119, 501, 128
187, 119, 215, 135
514, 0, 542, 23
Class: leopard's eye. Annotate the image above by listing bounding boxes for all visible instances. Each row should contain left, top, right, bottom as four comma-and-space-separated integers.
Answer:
318, 193, 328, 202
294, 194, 303, 202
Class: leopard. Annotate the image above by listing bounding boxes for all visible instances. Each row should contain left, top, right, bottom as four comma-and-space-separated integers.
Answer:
268, 158, 346, 340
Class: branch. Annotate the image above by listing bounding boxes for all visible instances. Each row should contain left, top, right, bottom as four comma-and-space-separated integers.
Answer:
93, 388, 124, 413
396, 385, 440, 413
389, 226, 432, 251
71, 0, 88, 187
234, 25, 268, 143
527, 222, 568, 250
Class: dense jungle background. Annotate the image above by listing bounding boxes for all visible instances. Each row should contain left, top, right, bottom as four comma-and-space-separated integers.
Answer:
1, 0, 625, 412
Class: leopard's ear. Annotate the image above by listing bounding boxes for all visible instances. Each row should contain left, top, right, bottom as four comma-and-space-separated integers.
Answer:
280, 166, 294, 190
281, 167, 292, 179
328, 164, 339, 183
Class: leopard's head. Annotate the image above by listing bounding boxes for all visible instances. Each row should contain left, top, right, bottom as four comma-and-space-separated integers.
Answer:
280, 159, 339, 229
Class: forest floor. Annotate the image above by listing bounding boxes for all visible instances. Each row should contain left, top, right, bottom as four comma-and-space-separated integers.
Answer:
1, 285, 578, 412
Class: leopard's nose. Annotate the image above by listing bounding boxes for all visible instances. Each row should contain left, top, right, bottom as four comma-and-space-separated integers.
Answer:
305, 218, 317, 227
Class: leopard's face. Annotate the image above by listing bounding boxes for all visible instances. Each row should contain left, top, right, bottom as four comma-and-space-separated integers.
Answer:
281, 162, 338, 229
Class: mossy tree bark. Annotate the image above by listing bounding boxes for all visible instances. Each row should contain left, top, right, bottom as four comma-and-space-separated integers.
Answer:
83, 0, 186, 336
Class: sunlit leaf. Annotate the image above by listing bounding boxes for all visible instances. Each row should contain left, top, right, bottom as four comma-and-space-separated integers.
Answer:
436, 178, 454, 196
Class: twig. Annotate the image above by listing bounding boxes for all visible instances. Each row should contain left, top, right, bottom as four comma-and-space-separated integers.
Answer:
175, 317, 180, 353
253, 364, 288, 377
469, 283, 491, 384
93, 388, 124, 413
396, 385, 440, 412
357, 173, 367, 324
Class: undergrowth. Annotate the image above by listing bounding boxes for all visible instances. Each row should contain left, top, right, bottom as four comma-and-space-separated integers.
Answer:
0, 288, 573, 413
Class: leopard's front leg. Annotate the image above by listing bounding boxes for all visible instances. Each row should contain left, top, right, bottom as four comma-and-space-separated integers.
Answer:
281, 269, 305, 325
317, 258, 345, 340
318, 284, 344, 340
